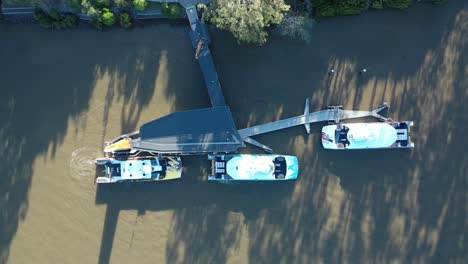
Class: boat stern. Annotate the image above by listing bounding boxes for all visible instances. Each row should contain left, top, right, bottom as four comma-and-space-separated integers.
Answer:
394, 121, 415, 148
321, 125, 338, 149
208, 155, 229, 180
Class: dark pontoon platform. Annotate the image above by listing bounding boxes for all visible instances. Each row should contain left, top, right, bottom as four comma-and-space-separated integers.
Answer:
131, 106, 244, 154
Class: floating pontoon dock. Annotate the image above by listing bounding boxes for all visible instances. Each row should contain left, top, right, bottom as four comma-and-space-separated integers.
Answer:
238, 100, 389, 152
104, 0, 397, 155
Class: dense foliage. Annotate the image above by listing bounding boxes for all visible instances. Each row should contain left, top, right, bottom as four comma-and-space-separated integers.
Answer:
114, 0, 130, 8
120, 11, 133, 28
66, 0, 82, 12
370, 0, 384, 9
33, 9, 79, 29
384, 0, 412, 9
314, 0, 368, 18
81, 0, 100, 17
276, 13, 315, 43
162, 2, 182, 18
314, 0, 416, 18
276, 14, 315, 43
203, 0, 290, 45
94, 0, 111, 8
101, 8, 116, 26
133, 0, 147, 11
92, 17, 104, 30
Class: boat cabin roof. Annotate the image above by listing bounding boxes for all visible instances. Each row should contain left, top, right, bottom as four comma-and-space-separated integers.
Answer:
106, 159, 163, 180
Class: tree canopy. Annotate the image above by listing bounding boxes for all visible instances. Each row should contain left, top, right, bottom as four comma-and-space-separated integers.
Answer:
203, 0, 290, 45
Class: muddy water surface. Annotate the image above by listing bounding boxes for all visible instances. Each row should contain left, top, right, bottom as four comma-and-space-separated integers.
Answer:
1, 1, 467, 263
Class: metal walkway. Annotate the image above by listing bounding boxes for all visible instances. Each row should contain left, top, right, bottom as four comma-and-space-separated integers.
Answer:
184, 1, 226, 107
145, 0, 224, 106
238, 99, 389, 152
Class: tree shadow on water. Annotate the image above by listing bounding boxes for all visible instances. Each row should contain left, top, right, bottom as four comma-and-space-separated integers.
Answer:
0, 25, 98, 263
242, 2, 468, 263
95, 155, 296, 264
0, 24, 177, 263
91, 1, 467, 263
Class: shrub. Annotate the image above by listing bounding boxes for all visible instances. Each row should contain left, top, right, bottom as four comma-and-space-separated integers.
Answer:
384, 0, 412, 9
276, 14, 315, 43
115, 0, 130, 8
33, 10, 54, 29
336, 0, 368, 15
49, 9, 61, 20
162, 2, 182, 19
33, 9, 79, 29
120, 12, 133, 29
81, 0, 100, 17
371, 0, 384, 9
62, 14, 79, 28
315, 0, 368, 18
92, 18, 104, 30
93, 0, 111, 8
65, 0, 82, 12
101, 8, 116, 26
133, 0, 148, 11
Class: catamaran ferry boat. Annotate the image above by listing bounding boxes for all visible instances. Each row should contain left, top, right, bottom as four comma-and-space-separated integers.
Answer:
95, 155, 182, 183
208, 154, 299, 181
321, 121, 414, 150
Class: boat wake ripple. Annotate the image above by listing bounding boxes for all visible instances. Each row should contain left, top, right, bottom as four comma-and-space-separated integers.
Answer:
69, 146, 99, 181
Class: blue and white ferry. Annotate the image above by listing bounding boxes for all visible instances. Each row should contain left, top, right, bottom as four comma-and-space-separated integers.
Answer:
208, 154, 299, 181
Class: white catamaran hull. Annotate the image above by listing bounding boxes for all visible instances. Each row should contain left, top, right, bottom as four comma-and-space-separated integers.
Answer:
321, 121, 414, 150
95, 155, 182, 183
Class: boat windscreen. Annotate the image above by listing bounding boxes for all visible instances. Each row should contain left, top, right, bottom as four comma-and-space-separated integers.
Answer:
335, 125, 350, 147
105, 162, 121, 177
273, 157, 287, 179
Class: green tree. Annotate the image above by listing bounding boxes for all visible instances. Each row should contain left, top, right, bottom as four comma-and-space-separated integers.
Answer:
33, 10, 79, 29
120, 12, 133, 29
133, 0, 147, 11
92, 18, 104, 30
384, 0, 412, 9
162, 2, 182, 19
203, 0, 290, 45
276, 14, 315, 43
0, 0, 4, 21
115, 0, 130, 9
94, 0, 111, 8
101, 8, 116, 26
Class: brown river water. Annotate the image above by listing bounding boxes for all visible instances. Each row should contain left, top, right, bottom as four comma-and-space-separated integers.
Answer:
0, 1, 467, 263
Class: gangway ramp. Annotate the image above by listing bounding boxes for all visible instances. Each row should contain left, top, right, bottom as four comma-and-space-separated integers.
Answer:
238, 99, 389, 152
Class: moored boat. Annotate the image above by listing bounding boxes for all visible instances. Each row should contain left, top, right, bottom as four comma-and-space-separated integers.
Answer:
321, 121, 414, 150
208, 154, 299, 181
95, 155, 182, 183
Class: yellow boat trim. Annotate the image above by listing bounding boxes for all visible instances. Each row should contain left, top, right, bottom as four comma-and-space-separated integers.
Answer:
104, 138, 132, 152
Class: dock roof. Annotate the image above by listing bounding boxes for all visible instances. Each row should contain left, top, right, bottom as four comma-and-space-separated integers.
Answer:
132, 106, 244, 154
